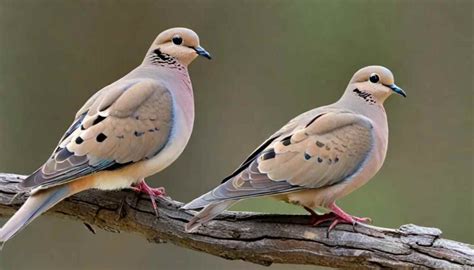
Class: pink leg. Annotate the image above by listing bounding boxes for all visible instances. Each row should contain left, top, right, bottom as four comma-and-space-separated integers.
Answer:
131, 179, 166, 216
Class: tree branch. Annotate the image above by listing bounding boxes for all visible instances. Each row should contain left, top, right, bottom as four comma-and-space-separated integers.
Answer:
0, 173, 472, 268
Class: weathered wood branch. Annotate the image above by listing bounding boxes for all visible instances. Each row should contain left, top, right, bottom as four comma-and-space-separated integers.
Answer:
0, 173, 472, 268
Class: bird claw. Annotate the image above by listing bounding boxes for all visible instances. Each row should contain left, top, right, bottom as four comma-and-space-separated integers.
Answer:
353, 216, 372, 224
309, 212, 337, 226
304, 204, 372, 237
325, 216, 371, 237
132, 182, 166, 197
132, 180, 166, 217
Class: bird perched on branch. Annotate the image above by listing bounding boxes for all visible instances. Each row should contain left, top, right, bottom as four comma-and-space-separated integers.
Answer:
183, 66, 405, 233
0, 27, 211, 247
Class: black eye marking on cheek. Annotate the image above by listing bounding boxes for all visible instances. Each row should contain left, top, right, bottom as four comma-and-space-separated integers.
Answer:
149, 48, 184, 70
153, 49, 171, 61
353, 88, 375, 104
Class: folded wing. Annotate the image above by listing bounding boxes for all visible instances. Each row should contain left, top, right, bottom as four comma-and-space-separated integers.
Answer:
184, 111, 374, 209
22, 80, 173, 190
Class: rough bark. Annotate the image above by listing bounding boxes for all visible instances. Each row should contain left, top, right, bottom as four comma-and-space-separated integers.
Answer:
0, 173, 472, 269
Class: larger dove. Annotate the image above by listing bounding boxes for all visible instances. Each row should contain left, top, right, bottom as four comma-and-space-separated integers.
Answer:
184, 66, 406, 232
0, 27, 211, 247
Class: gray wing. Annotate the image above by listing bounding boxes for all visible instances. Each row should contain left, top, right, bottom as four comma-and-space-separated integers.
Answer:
22, 79, 173, 189
185, 111, 374, 209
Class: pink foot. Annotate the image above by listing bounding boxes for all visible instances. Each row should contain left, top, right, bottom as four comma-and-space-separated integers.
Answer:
327, 203, 371, 234
305, 204, 372, 236
132, 180, 166, 216
304, 207, 337, 226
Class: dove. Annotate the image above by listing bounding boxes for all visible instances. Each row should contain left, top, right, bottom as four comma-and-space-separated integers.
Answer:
183, 65, 406, 233
0, 27, 211, 247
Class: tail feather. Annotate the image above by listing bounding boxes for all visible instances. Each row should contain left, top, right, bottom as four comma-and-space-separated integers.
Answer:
0, 184, 73, 248
184, 200, 237, 233
181, 192, 214, 210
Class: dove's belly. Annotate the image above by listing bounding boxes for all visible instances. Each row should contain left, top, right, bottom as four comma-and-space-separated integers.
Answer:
138, 99, 193, 177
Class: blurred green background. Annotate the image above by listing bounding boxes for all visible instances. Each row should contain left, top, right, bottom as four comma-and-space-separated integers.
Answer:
0, 0, 472, 269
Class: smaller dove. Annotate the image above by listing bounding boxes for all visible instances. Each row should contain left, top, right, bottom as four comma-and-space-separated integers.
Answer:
0, 27, 211, 247
183, 66, 406, 233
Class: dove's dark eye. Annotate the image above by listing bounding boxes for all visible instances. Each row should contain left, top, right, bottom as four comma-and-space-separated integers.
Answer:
369, 73, 380, 83
172, 35, 183, 45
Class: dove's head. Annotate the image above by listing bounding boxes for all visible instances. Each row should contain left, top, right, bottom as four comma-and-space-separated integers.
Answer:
345, 66, 406, 104
145, 27, 211, 66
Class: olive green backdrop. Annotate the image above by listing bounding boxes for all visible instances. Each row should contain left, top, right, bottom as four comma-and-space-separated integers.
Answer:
0, 0, 472, 269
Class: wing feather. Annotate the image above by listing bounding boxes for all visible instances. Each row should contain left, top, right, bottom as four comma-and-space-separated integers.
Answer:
198, 111, 374, 204
22, 80, 173, 189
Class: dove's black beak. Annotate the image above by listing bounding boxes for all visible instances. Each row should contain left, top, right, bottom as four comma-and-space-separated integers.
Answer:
385, 83, 406, 97
194, 46, 212, 60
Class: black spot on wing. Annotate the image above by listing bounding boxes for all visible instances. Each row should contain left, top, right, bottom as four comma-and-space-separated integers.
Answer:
92, 115, 106, 125
220, 136, 278, 184
281, 135, 292, 146
261, 149, 276, 160
59, 112, 87, 145
134, 131, 145, 137
96, 133, 107, 142
75, 137, 84, 144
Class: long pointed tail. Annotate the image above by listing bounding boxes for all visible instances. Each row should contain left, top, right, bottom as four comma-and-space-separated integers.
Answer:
184, 200, 237, 233
0, 184, 74, 249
